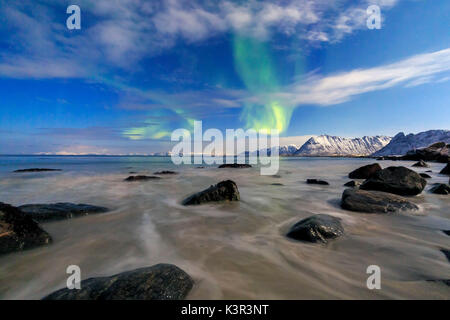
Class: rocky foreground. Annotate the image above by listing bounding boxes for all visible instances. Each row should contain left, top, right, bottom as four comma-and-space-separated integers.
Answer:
2, 142, 449, 298
0, 202, 52, 254
43, 264, 194, 300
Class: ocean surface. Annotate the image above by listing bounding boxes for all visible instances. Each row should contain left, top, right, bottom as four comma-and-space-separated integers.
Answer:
0, 155, 449, 299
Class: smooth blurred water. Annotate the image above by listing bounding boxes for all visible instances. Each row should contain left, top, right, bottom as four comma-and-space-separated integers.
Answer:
0, 156, 449, 299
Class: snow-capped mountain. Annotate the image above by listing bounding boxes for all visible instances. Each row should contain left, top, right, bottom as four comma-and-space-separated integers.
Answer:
373, 130, 450, 156
278, 144, 299, 156
294, 135, 392, 156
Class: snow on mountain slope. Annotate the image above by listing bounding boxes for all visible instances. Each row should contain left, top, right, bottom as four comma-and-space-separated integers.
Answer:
295, 135, 392, 156
373, 130, 450, 156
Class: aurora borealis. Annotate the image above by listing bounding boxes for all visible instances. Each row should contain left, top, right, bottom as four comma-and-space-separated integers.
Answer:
0, 0, 449, 155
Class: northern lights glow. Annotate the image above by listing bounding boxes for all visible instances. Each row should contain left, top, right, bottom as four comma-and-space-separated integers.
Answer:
233, 35, 294, 133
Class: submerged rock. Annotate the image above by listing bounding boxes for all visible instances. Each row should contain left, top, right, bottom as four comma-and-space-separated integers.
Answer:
360, 166, 427, 196
124, 175, 161, 182
18, 203, 109, 222
440, 163, 450, 175
344, 180, 361, 187
419, 173, 431, 179
286, 214, 344, 243
341, 189, 419, 214
306, 179, 329, 185
218, 163, 252, 169
43, 264, 194, 300
412, 160, 429, 168
348, 163, 381, 179
0, 202, 52, 255
182, 180, 240, 205
14, 168, 61, 173
154, 171, 178, 175
429, 184, 450, 195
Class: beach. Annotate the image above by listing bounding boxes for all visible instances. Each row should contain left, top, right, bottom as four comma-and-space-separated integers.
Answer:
0, 156, 449, 299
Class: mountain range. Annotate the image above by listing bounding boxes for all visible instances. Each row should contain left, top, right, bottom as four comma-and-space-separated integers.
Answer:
373, 130, 450, 156
256, 130, 449, 157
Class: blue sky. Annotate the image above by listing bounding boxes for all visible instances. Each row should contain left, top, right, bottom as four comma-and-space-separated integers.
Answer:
0, 0, 449, 154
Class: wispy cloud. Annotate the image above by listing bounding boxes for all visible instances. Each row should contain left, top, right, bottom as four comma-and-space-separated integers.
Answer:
0, 0, 400, 79
273, 48, 450, 106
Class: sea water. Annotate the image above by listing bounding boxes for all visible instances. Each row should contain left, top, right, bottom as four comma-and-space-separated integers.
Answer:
0, 156, 449, 299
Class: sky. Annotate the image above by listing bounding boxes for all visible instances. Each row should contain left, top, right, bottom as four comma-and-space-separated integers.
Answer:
0, 0, 449, 155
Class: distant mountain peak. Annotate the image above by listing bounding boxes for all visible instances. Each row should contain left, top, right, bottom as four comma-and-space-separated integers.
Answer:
373, 130, 450, 156
294, 135, 391, 156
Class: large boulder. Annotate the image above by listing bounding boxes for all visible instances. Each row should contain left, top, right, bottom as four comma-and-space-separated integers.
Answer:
360, 166, 427, 196
440, 163, 450, 175
43, 264, 194, 300
182, 180, 240, 205
402, 142, 450, 163
348, 163, 382, 179
18, 203, 109, 222
286, 214, 344, 243
0, 202, 52, 255
341, 189, 419, 213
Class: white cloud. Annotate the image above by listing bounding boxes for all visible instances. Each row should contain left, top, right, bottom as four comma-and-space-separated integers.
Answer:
265, 48, 450, 106
0, 0, 402, 79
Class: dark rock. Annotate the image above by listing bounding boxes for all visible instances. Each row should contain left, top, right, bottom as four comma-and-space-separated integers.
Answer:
402, 142, 450, 163
42, 264, 194, 300
429, 184, 450, 195
124, 175, 161, 182
129, 171, 137, 174
419, 173, 431, 179
306, 179, 329, 185
182, 180, 240, 205
344, 180, 361, 187
412, 160, 429, 168
18, 203, 109, 222
426, 279, 450, 287
271, 183, 284, 186
443, 230, 450, 236
376, 157, 385, 161
218, 163, 252, 168
360, 166, 427, 196
286, 214, 344, 243
14, 168, 61, 173
440, 163, 450, 175
0, 202, 52, 255
341, 189, 419, 214
441, 249, 450, 262
154, 171, 178, 175
426, 170, 432, 173
348, 163, 382, 179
